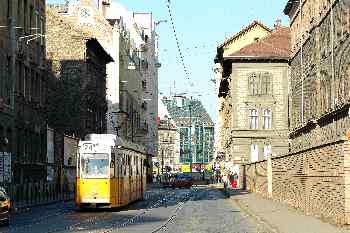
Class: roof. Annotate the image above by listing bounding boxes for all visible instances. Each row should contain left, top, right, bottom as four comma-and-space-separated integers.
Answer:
161, 97, 214, 128
226, 26, 291, 60
217, 20, 271, 49
284, 0, 298, 15
86, 38, 114, 63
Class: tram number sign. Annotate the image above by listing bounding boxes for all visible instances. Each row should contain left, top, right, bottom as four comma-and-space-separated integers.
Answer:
82, 143, 95, 152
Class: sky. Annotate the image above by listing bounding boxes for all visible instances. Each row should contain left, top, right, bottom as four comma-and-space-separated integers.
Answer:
47, 0, 290, 123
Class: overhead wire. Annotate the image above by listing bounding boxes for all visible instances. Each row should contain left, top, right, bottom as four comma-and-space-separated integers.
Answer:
163, 0, 217, 100
165, 0, 192, 87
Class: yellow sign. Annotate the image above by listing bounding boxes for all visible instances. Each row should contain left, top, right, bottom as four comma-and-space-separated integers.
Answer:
181, 165, 191, 173
205, 164, 212, 171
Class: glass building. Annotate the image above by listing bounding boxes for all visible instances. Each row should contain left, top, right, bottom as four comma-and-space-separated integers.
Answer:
162, 96, 214, 165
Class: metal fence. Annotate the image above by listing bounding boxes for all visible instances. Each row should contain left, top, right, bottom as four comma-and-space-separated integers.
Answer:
2, 182, 75, 209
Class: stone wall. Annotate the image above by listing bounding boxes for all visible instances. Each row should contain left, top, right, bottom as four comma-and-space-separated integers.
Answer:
244, 161, 268, 197
241, 138, 350, 225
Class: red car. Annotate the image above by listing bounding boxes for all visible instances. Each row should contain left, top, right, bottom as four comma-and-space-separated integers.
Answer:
171, 173, 193, 189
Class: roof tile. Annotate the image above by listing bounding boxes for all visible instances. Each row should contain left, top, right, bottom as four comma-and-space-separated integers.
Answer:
227, 27, 291, 60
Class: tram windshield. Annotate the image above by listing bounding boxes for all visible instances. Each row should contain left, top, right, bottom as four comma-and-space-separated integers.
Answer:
81, 153, 109, 178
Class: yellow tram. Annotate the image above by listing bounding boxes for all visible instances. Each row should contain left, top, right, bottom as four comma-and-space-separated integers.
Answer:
76, 134, 147, 208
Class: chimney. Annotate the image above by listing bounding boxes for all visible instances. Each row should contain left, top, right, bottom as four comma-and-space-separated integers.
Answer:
274, 18, 282, 30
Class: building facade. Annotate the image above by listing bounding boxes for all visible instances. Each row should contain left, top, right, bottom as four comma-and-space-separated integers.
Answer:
162, 96, 215, 169
133, 12, 159, 161
1, 0, 48, 184
46, 7, 113, 183
215, 21, 272, 161
48, 0, 160, 182
157, 117, 179, 173
283, 0, 350, 224
215, 21, 290, 164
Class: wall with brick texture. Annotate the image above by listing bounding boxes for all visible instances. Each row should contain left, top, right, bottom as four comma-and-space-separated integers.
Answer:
241, 138, 350, 225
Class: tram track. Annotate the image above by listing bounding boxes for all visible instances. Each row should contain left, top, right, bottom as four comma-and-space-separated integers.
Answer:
58, 189, 176, 233
5, 187, 199, 233
96, 189, 179, 233
150, 187, 199, 233
5, 189, 171, 233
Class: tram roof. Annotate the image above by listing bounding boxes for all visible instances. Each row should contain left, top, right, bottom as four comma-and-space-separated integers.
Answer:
83, 134, 146, 154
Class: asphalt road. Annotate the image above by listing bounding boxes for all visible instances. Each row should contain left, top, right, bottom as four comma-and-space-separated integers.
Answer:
0, 186, 267, 233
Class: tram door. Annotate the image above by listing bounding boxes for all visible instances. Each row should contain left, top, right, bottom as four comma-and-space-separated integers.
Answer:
110, 151, 117, 206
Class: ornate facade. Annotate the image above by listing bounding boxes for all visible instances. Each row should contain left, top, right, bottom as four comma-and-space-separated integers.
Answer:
215, 21, 290, 164
285, 0, 350, 152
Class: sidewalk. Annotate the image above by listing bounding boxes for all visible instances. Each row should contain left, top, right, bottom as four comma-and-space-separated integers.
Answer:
218, 185, 350, 233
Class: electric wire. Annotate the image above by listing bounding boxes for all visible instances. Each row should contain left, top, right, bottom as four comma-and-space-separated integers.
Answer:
165, 0, 191, 86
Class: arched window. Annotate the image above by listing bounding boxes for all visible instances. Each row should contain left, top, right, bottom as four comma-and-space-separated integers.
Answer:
338, 64, 350, 103
263, 144, 271, 159
249, 109, 258, 129
263, 109, 272, 129
250, 144, 259, 162
321, 77, 332, 111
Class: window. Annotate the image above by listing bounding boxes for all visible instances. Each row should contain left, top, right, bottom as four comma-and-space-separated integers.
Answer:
249, 109, 258, 129
24, 0, 28, 34
248, 72, 272, 95
250, 144, 259, 162
248, 73, 259, 95
35, 11, 39, 35
263, 109, 272, 129
261, 73, 271, 95
24, 67, 29, 98
6, 56, 11, 104
29, 5, 33, 34
17, 1, 21, 31
142, 80, 147, 89
40, 16, 44, 45
7, 0, 11, 19
263, 144, 271, 159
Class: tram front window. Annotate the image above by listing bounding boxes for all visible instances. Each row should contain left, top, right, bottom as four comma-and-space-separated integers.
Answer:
81, 153, 109, 178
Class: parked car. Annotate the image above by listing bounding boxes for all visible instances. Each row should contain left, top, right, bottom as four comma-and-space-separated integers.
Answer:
171, 173, 193, 189
0, 187, 10, 225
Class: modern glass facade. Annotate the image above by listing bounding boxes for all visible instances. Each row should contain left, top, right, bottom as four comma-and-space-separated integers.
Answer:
163, 96, 214, 165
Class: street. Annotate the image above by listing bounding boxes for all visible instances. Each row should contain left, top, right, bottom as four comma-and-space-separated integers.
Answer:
0, 186, 267, 233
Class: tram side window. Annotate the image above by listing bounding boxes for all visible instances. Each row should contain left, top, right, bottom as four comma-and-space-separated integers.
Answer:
110, 152, 115, 178
129, 155, 133, 176
123, 155, 127, 176
117, 152, 122, 177
136, 157, 139, 175
77, 153, 80, 177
